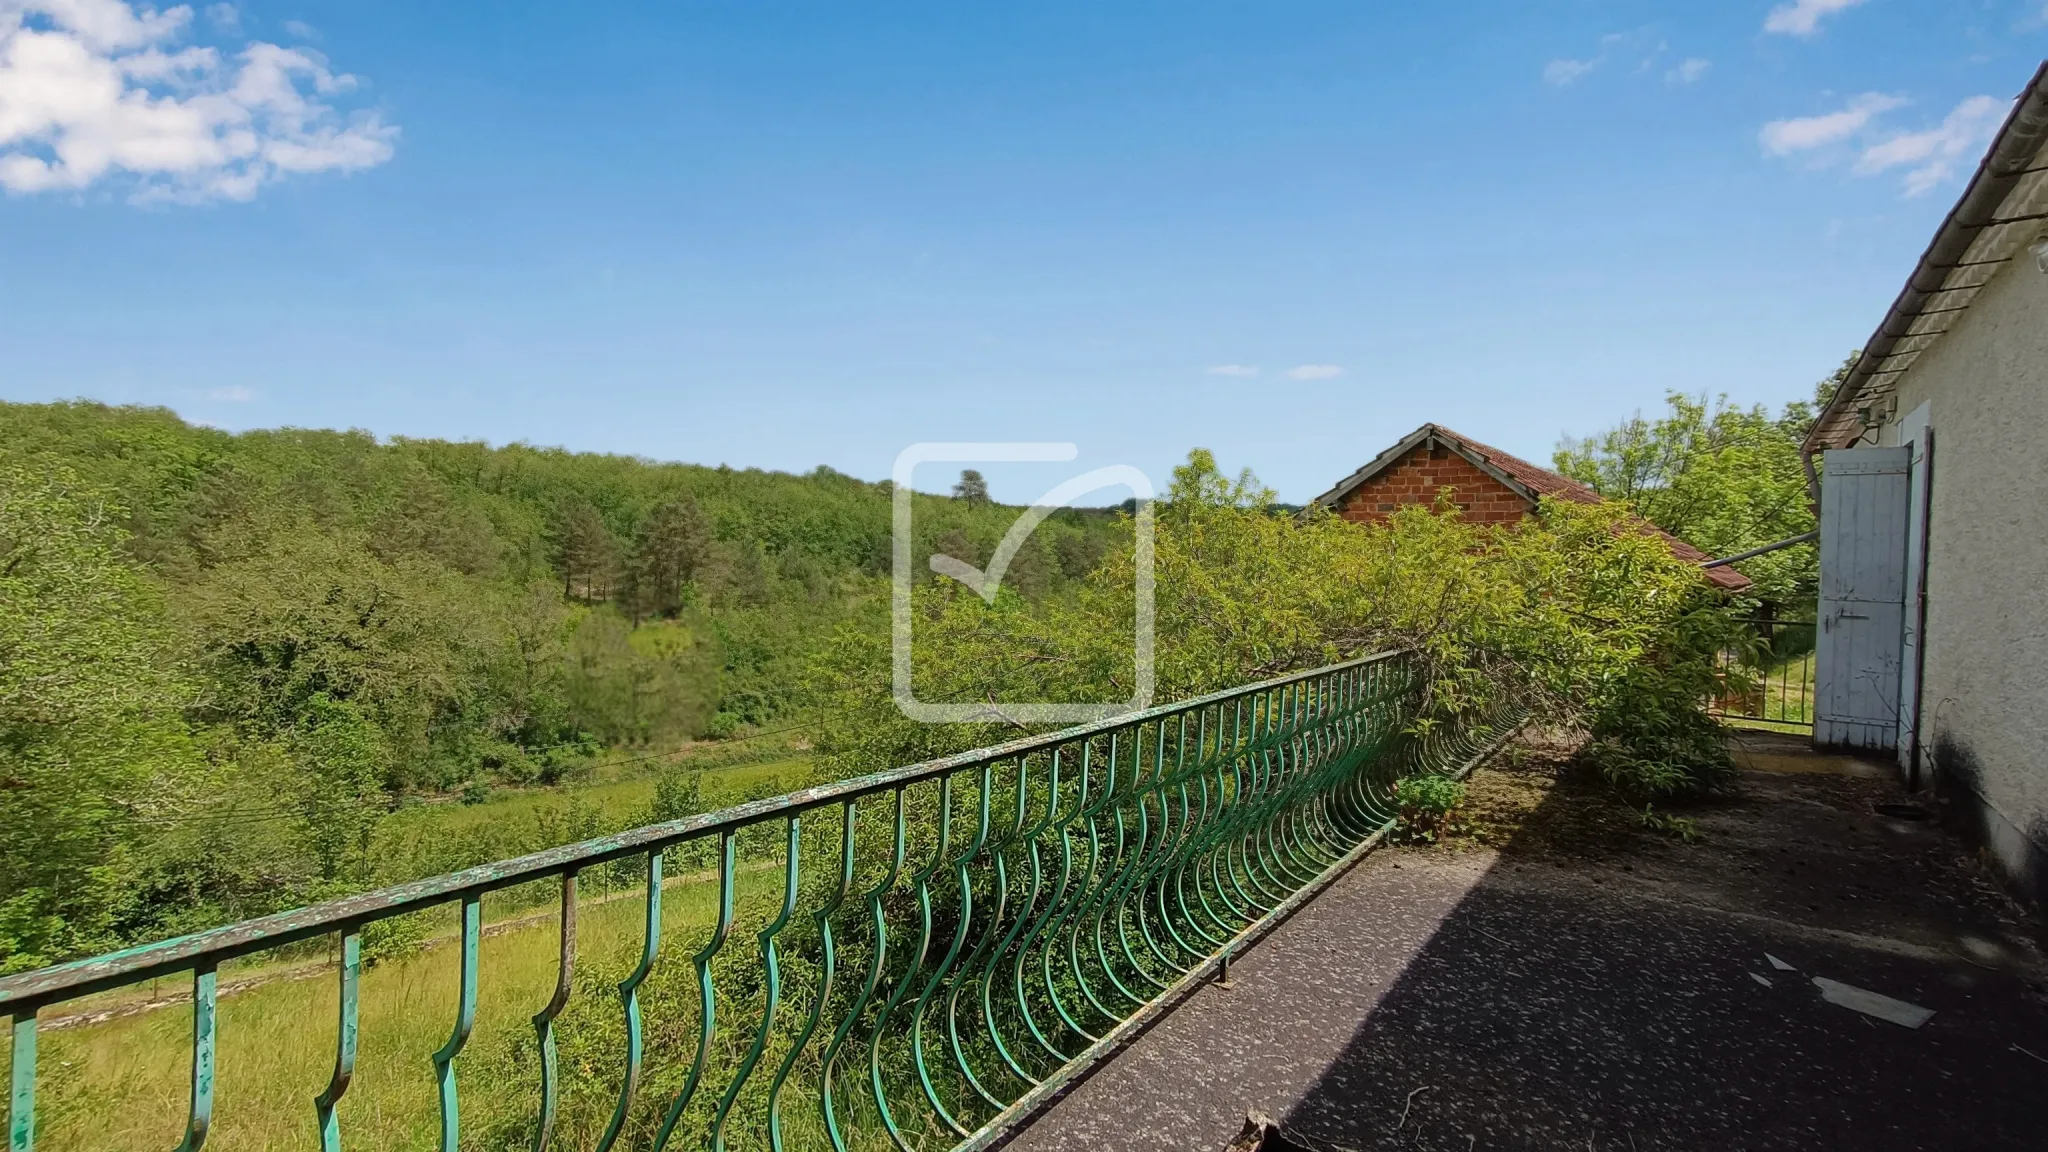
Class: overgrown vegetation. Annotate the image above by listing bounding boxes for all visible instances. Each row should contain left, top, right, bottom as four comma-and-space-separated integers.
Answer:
1392, 774, 1470, 844
815, 449, 1738, 801
3, 374, 1802, 975
1553, 356, 1848, 609
3, 402, 1796, 1151
0, 401, 1124, 971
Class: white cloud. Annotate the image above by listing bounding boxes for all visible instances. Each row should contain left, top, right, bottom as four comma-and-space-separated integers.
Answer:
1205, 364, 1259, 377
1666, 58, 1710, 85
0, 0, 395, 202
1759, 92, 1905, 155
1761, 91, 2008, 197
202, 2, 233, 32
1285, 364, 1345, 380
1544, 29, 1679, 88
207, 384, 253, 401
1763, 0, 1870, 37
1855, 95, 2008, 196
1543, 57, 1596, 86
281, 18, 313, 40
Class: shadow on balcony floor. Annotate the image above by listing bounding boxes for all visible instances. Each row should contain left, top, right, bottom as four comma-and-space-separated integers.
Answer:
1003, 732, 2048, 1151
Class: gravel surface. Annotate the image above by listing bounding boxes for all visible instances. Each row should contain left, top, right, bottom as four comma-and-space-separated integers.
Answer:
1002, 734, 2048, 1151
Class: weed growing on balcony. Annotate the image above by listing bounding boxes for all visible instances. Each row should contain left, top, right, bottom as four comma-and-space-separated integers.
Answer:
1639, 806, 1702, 842
1392, 775, 1469, 844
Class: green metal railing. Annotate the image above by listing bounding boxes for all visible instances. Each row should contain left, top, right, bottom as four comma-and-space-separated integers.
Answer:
0, 651, 1519, 1152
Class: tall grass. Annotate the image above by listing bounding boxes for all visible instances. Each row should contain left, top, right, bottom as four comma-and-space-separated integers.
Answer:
9, 754, 824, 1151
25, 866, 736, 1150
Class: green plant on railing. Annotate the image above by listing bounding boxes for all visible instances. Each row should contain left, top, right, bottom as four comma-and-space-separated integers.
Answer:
0, 653, 1524, 1152
1390, 775, 1468, 845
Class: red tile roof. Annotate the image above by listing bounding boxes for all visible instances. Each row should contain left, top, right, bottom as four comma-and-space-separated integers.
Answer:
1319, 423, 1753, 593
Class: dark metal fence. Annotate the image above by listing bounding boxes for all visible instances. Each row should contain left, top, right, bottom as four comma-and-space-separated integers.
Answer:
1709, 615, 1817, 730
1, 651, 1520, 1152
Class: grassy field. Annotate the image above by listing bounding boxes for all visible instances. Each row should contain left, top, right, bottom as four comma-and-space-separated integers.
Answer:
380, 753, 812, 842
1714, 652, 1816, 732
7, 751, 831, 1151
19, 869, 740, 1150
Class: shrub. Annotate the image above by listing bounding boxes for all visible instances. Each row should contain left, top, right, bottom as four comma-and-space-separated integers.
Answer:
649, 768, 705, 824
1584, 600, 1743, 800
1639, 805, 1701, 842
1393, 774, 1468, 844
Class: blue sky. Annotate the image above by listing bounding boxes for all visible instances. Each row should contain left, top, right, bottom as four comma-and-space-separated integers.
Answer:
3, 1, 2044, 503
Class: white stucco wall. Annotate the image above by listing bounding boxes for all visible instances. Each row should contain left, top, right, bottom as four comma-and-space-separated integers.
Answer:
1880, 243, 2048, 904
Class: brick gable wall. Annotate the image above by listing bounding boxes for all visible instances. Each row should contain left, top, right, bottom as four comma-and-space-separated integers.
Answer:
1332, 444, 1532, 526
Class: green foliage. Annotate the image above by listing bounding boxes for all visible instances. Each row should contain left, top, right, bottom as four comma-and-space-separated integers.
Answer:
0, 399, 1125, 969
0, 464, 199, 970
561, 610, 719, 746
1552, 358, 1852, 607
1639, 806, 1702, 843
625, 494, 711, 621
1584, 602, 1745, 800
1392, 775, 1468, 844
951, 468, 990, 506
816, 447, 1719, 784
649, 767, 706, 823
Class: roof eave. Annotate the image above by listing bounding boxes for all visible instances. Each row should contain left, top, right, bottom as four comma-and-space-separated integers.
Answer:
1805, 61, 2048, 454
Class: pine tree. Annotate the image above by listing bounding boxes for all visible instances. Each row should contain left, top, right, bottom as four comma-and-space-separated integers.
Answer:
554, 501, 623, 602
952, 469, 990, 507
627, 495, 712, 620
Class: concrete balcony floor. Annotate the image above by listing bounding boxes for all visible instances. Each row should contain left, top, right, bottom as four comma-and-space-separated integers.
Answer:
1005, 732, 2048, 1151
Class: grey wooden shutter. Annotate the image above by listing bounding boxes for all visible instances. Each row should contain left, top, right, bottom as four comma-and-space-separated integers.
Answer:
1814, 447, 1911, 751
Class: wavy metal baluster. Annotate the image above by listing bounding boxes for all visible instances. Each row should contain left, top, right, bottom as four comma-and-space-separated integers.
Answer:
820, 788, 907, 1152
1220, 697, 1270, 915
314, 932, 361, 1152
1129, 716, 1195, 978
431, 897, 481, 1152
1013, 747, 1092, 1064
1096, 727, 1162, 1000
1203, 703, 1256, 930
170, 964, 217, 1152
1235, 696, 1288, 911
1155, 711, 1208, 964
1106, 724, 1173, 992
946, 761, 1024, 1109
1267, 686, 1318, 886
984, 754, 1059, 1085
1063, 737, 1129, 1024
9, 1012, 35, 1152
595, 850, 662, 1152
767, 801, 855, 1152
1191, 704, 1243, 937
907, 763, 992, 1132
530, 873, 577, 1152
1181, 707, 1239, 945
868, 774, 953, 1150
1268, 686, 1320, 886
653, 830, 737, 1151
710, 818, 800, 1150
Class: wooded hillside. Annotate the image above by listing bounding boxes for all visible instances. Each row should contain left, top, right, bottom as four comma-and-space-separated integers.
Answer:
0, 401, 1124, 969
